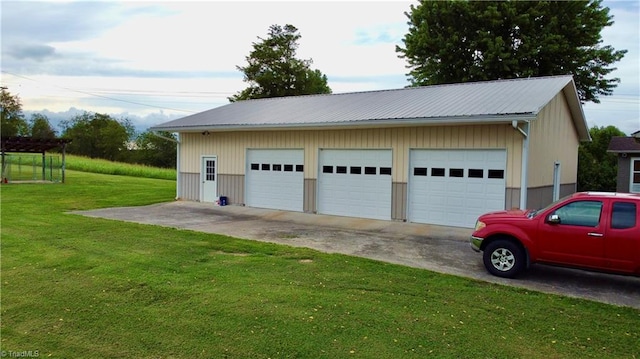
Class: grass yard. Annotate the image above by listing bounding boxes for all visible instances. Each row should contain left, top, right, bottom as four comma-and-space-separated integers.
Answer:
65, 154, 177, 180
1, 169, 639, 358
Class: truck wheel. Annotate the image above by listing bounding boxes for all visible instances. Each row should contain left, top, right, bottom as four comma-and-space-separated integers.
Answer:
483, 239, 525, 278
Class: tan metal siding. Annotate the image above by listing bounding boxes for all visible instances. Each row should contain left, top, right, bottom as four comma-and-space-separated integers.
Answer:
180, 124, 524, 187
304, 179, 316, 213
218, 174, 244, 205
505, 188, 521, 210
179, 172, 200, 201
392, 182, 407, 220
527, 184, 576, 209
527, 93, 580, 188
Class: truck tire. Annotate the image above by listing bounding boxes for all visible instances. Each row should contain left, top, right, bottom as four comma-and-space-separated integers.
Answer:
483, 239, 525, 278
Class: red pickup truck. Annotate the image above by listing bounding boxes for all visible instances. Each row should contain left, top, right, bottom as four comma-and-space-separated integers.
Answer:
470, 192, 640, 278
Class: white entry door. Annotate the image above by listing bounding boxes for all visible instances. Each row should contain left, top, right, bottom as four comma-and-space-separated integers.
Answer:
408, 149, 506, 228
201, 156, 217, 202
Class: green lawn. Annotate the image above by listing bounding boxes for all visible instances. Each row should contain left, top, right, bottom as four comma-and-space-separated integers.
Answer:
64, 154, 177, 180
1, 170, 638, 358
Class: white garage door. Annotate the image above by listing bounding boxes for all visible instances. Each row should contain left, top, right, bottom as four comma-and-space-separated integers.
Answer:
318, 149, 392, 220
408, 149, 506, 228
246, 149, 304, 212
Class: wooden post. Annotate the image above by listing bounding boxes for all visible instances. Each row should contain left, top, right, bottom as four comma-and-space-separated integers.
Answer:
62, 143, 67, 183
42, 152, 46, 181
1, 151, 5, 183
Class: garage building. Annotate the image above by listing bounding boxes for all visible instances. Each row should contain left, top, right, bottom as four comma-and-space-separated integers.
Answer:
151, 75, 590, 228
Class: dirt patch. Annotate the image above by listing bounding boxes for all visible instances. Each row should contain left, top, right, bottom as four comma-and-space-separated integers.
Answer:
211, 251, 250, 257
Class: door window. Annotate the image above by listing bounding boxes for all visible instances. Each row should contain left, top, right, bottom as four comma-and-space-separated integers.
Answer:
206, 160, 215, 181
551, 201, 603, 227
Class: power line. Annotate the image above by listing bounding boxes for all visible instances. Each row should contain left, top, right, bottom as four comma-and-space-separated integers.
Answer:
1, 71, 225, 114
82, 88, 234, 97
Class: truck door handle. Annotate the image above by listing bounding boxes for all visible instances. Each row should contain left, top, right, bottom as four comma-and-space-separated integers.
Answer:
588, 232, 604, 237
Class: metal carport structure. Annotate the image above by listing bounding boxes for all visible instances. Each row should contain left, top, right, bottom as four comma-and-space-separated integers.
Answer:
1, 136, 72, 183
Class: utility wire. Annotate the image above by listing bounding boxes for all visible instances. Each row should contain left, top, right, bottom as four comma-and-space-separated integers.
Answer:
1, 71, 225, 114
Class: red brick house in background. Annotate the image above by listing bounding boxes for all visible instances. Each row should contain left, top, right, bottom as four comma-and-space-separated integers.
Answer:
608, 130, 640, 193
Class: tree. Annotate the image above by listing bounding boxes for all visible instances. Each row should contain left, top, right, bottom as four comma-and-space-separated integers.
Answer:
61, 112, 135, 162
29, 113, 57, 139
577, 125, 625, 191
396, 0, 627, 103
1, 87, 28, 136
134, 130, 177, 168
229, 24, 332, 102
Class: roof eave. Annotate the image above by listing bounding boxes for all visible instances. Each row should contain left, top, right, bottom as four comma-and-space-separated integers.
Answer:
562, 80, 591, 142
607, 149, 640, 154
150, 114, 537, 133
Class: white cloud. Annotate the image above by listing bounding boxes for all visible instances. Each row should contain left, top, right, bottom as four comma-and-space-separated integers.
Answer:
2, 0, 637, 133
581, 1, 640, 135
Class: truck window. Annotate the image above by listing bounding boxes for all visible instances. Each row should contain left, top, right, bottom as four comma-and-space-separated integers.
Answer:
611, 202, 637, 229
552, 200, 603, 227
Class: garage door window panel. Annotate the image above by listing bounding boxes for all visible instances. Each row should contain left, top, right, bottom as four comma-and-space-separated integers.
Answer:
380, 167, 391, 175
449, 168, 464, 177
469, 169, 484, 178
431, 168, 445, 177
488, 169, 505, 179
414, 167, 427, 176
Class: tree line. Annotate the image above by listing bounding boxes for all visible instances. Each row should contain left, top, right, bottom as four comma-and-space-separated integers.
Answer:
1, 88, 176, 168
1, 0, 631, 189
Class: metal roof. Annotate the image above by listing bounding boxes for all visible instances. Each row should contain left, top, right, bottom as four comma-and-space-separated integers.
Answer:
152, 75, 589, 140
1, 136, 72, 154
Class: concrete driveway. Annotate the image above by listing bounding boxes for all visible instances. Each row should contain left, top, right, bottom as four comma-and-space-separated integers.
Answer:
74, 201, 640, 309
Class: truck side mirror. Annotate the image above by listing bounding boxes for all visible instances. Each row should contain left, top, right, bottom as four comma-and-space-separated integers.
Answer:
547, 214, 561, 224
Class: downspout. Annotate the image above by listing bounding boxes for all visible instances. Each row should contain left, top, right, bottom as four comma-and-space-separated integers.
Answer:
151, 131, 181, 200
512, 120, 530, 210
175, 133, 181, 200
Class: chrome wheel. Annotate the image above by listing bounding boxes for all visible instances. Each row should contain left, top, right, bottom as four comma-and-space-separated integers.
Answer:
490, 247, 515, 272
482, 239, 525, 278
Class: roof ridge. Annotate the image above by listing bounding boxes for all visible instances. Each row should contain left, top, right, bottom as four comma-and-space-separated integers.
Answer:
237, 75, 574, 104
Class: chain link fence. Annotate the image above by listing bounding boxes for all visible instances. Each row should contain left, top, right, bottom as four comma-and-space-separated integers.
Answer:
1, 153, 63, 183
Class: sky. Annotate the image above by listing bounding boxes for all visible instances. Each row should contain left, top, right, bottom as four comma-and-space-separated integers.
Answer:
1, 0, 639, 135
